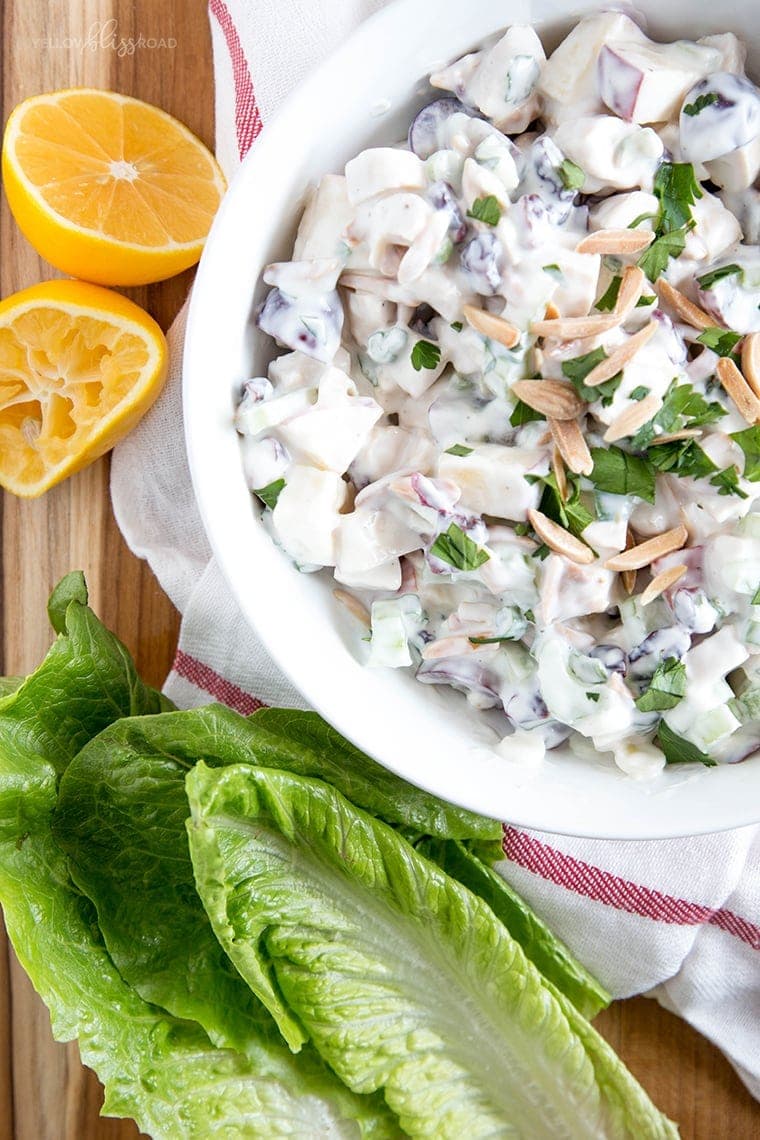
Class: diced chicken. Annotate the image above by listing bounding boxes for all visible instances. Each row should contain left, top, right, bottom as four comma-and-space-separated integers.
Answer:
293, 175, 353, 260
268, 349, 350, 391
240, 435, 289, 491
552, 116, 663, 193
348, 193, 435, 275
344, 148, 426, 204
344, 292, 397, 347
271, 466, 348, 566
705, 135, 760, 192
433, 25, 545, 134
536, 555, 619, 624
438, 444, 549, 521
350, 425, 437, 486
589, 189, 658, 232
277, 366, 382, 472
698, 33, 746, 74
335, 506, 421, 582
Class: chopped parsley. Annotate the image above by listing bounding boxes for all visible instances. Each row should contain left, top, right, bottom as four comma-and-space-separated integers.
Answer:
630, 385, 650, 401
467, 195, 502, 225
588, 446, 656, 503
450, 320, 463, 332
638, 223, 694, 281
696, 264, 743, 290
533, 471, 595, 540
683, 91, 720, 117
637, 162, 703, 281
410, 340, 441, 371
709, 465, 747, 498
657, 720, 716, 766
430, 523, 490, 571
254, 478, 285, 510
562, 346, 623, 404
631, 381, 726, 449
753, 586, 760, 605
628, 211, 656, 229
635, 658, 687, 712
510, 399, 545, 427
558, 158, 585, 191
468, 634, 517, 645
445, 443, 473, 457
636, 294, 656, 307
730, 425, 760, 482
696, 326, 743, 357
647, 439, 717, 480
586, 692, 601, 703
543, 263, 562, 276
595, 275, 622, 312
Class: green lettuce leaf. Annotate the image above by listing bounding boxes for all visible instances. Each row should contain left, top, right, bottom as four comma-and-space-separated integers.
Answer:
187, 761, 677, 1140
0, 579, 400, 1138
416, 839, 610, 1018
249, 707, 501, 842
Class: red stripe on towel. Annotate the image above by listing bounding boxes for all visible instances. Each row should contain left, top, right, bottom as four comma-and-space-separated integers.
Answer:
208, 0, 263, 158
503, 826, 760, 951
171, 648, 267, 715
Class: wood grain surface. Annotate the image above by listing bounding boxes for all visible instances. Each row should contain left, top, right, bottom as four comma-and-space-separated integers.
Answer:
0, 1, 758, 1137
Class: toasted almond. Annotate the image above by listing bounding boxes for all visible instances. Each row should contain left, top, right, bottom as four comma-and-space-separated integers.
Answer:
544, 301, 560, 320
620, 527, 637, 594
528, 508, 595, 564
741, 332, 760, 399
584, 321, 657, 387
511, 379, 585, 420
549, 417, 594, 476
603, 393, 662, 442
529, 345, 544, 374
716, 356, 760, 424
648, 429, 703, 445
605, 525, 688, 571
621, 567, 637, 594
655, 278, 713, 331
614, 265, 646, 320
463, 304, 520, 348
552, 445, 568, 501
640, 564, 688, 606
333, 589, 370, 627
530, 313, 620, 339
576, 228, 655, 255
422, 635, 476, 660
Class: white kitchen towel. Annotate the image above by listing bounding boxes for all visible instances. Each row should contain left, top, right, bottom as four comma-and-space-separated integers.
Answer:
111, 0, 760, 1101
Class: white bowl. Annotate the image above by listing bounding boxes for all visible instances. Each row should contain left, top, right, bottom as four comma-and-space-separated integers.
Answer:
184, 0, 760, 839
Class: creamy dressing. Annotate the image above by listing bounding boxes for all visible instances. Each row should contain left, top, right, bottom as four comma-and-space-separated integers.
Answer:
239, 13, 760, 777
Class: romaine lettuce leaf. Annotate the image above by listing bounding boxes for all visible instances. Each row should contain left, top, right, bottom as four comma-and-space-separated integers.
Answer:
416, 838, 611, 1018
0, 577, 401, 1138
249, 707, 502, 842
187, 761, 678, 1139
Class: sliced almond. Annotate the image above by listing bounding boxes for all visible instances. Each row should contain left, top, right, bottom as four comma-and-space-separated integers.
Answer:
530, 313, 620, 339
584, 321, 657, 387
422, 635, 476, 661
603, 392, 662, 442
576, 228, 655, 255
605, 525, 689, 572
463, 304, 520, 348
716, 356, 760, 424
544, 301, 560, 320
552, 445, 568, 501
741, 332, 760, 399
549, 417, 594, 476
333, 589, 370, 627
620, 527, 637, 594
655, 278, 713, 331
528, 508, 594, 565
340, 272, 414, 302
511, 379, 584, 420
614, 265, 646, 320
648, 429, 703, 445
640, 564, 688, 606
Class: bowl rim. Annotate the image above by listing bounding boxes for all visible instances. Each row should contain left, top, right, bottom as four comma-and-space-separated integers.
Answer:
184, 0, 760, 840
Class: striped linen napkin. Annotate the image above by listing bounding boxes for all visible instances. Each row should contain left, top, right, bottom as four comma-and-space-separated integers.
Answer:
111, 0, 760, 1100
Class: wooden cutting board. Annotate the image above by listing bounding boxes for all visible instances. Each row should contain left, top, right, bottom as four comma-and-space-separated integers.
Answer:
0, 1, 758, 1136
